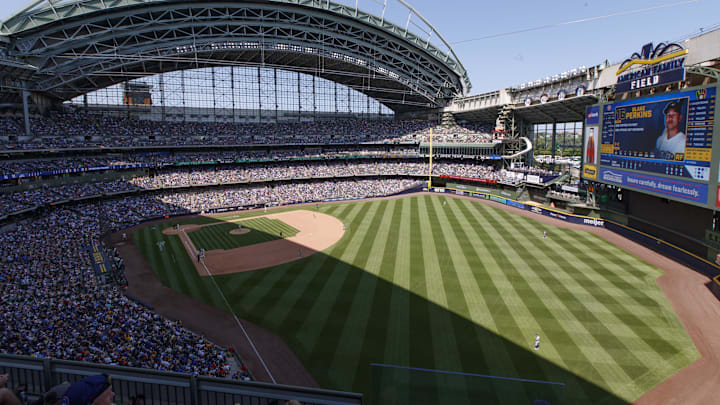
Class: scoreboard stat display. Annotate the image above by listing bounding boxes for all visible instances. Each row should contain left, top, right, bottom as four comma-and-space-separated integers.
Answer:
599, 87, 715, 181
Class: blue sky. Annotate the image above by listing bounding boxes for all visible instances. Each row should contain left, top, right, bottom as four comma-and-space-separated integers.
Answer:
2, 0, 719, 95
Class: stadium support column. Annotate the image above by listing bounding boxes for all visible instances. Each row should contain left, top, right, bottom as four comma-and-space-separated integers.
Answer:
274, 69, 278, 122
231, 66, 236, 123
551, 120, 557, 171
212, 67, 216, 122
22, 81, 30, 137
159, 69, 165, 121
258, 67, 262, 122
334, 82, 338, 113
428, 127, 433, 188
181, 70, 186, 122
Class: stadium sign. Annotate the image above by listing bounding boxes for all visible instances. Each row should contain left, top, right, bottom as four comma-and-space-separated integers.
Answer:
616, 42, 687, 93
599, 167, 707, 204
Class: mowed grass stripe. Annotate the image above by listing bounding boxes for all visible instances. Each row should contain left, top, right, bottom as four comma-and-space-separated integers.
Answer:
478, 203, 636, 399
422, 196, 479, 405
515, 216, 689, 359
538, 226, 698, 379
187, 217, 299, 251
407, 196, 440, 405
239, 201, 366, 323
233, 221, 313, 309
291, 201, 374, 353
304, 201, 387, 389
334, 199, 399, 392
443, 198, 521, 371
492, 211, 658, 374
565, 228, 664, 281
417, 196, 464, 374
460, 199, 604, 402
134, 226, 227, 310
157, 226, 225, 309
504, 210, 696, 398
206, 226, 226, 249
255, 206, 357, 332
220, 204, 358, 327
132, 196, 698, 401
528, 220, 680, 324
383, 197, 412, 367
542, 227, 662, 296
454, 199, 580, 401
433, 197, 532, 403
554, 229, 678, 320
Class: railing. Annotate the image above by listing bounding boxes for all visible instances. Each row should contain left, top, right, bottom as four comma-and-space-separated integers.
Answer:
0, 354, 362, 405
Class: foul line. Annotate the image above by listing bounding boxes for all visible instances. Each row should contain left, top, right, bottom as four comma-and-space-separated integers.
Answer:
180, 228, 277, 384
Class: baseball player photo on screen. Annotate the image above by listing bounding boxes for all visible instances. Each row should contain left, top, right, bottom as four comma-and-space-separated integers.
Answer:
654, 99, 687, 160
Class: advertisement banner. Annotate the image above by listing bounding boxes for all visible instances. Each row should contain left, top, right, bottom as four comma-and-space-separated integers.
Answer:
439, 175, 498, 184
506, 199, 526, 209
526, 175, 541, 184
615, 42, 687, 94
616, 68, 685, 93
599, 167, 708, 204
0, 163, 152, 180
447, 183, 493, 194
583, 105, 601, 180
87, 241, 112, 278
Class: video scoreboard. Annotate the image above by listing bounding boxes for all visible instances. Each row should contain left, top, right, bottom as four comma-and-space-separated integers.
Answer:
600, 87, 714, 181
583, 84, 718, 207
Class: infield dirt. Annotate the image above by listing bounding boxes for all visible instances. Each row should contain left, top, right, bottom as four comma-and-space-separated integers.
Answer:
162, 209, 344, 275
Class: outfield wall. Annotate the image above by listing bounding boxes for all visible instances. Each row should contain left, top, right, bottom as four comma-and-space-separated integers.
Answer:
712, 275, 720, 301
436, 186, 720, 280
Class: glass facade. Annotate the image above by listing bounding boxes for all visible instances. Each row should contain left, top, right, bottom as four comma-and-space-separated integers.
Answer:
532, 121, 582, 157
68, 66, 393, 120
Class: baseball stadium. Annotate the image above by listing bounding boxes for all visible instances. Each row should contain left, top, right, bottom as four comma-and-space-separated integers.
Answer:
1, 1, 720, 404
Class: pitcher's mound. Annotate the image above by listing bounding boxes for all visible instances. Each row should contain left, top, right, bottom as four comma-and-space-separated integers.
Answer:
229, 228, 251, 235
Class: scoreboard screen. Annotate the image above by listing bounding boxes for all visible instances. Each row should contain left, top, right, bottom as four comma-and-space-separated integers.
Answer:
599, 87, 715, 181
583, 85, 718, 207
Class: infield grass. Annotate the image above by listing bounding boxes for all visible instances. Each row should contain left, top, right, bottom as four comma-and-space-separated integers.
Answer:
188, 217, 298, 251
133, 195, 698, 404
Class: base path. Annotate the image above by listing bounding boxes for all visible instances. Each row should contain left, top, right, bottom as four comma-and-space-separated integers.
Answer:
164, 209, 344, 275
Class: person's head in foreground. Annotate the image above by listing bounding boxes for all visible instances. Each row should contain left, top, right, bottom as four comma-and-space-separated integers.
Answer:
61, 375, 114, 405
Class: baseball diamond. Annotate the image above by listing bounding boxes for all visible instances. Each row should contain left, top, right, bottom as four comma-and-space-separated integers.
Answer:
4, 1, 720, 404
131, 194, 698, 403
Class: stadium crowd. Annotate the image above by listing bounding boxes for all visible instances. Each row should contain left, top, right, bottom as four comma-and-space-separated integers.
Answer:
0, 176, 425, 385
101, 179, 422, 229
0, 161, 542, 216
0, 207, 241, 379
0, 147, 421, 177
0, 113, 494, 149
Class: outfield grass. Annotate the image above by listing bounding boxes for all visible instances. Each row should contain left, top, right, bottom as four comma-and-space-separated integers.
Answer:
188, 217, 299, 251
133, 195, 698, 404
